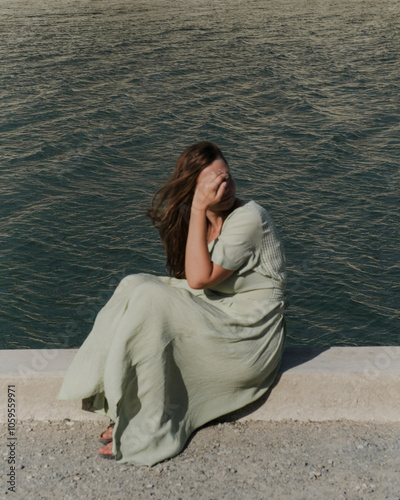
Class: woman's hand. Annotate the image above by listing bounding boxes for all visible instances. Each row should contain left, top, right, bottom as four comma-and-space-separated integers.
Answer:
191, 169, 229, 212
185, 160, 235, 289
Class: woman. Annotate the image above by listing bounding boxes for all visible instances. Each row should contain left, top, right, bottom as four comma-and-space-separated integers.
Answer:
58, 141, 286, 466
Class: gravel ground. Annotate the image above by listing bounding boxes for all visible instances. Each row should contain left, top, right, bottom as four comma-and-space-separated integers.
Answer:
1, 419, 400, 500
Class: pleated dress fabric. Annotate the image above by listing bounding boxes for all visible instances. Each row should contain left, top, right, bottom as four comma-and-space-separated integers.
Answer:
57, 200, 287, 466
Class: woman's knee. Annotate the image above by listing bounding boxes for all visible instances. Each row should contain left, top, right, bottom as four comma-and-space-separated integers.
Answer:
112, 275, 174, 314
134, 280, 170, 305
114, 274, 149, 295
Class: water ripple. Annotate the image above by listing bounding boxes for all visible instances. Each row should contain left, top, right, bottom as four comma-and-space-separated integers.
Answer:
1, 0, 399, 348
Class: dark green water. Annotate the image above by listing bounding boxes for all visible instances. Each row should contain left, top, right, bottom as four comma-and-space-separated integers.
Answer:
1, 0, 399, 349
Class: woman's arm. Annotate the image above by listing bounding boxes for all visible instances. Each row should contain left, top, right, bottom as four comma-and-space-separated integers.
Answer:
185, 170, 234, 289
185, 206, 233, 289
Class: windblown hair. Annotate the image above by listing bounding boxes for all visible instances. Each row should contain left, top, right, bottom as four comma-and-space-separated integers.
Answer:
148, 141, 227, 278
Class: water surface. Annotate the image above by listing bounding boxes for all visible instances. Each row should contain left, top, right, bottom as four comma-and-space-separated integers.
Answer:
1, 0, 399, 348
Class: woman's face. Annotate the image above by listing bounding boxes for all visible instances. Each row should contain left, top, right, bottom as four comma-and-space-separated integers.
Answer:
197, 157, 236, 212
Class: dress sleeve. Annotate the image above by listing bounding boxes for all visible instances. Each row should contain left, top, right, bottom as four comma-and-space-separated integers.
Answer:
210, 208, 262, 272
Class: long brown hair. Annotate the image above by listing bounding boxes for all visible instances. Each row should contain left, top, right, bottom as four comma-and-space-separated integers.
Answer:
148, 141, 228, 278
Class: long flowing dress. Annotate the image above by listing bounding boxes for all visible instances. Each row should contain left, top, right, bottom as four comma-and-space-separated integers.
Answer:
57, 200, 286, 466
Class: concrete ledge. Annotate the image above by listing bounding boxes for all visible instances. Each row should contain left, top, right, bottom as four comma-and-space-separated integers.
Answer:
1, 347, 399, 423
0, 349, 103, 423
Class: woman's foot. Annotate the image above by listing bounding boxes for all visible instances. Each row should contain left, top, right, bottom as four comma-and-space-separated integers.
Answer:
98, 442, 115, 459
99, 423, 115, 444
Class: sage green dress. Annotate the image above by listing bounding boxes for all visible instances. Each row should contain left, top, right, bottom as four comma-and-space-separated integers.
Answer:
58, 200, 286, 466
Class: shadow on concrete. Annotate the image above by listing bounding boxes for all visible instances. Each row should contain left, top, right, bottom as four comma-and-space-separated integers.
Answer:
279, 346, 329, 371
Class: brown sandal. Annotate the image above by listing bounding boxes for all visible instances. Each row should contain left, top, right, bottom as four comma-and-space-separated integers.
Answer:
98, 442, 115, 459
99, 422, 115, 445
